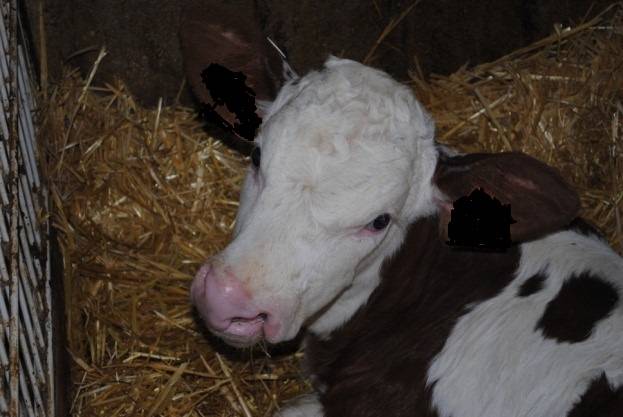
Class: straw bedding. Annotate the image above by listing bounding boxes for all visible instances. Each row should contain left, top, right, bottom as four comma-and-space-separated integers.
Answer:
43, 5, 622, 417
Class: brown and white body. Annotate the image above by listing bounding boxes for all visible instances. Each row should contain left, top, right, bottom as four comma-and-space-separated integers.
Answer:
181, 16, 623, 416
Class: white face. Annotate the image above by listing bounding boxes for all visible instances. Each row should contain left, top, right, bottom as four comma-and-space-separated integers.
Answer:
191, 57, 438, 346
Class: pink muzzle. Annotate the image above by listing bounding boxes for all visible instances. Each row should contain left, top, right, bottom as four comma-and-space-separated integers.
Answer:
190, 263, 281, 345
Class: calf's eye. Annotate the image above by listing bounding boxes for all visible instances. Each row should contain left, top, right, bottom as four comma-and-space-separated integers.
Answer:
368, 213, 391, 231
251, 147, 261, 168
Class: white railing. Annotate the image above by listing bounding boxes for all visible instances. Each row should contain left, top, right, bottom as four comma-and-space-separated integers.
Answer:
0, 1, 53, 417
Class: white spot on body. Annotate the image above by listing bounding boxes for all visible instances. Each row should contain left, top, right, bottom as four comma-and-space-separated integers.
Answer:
275, 394, 324, 417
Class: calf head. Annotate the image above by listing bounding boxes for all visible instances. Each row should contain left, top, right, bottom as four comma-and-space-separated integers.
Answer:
189, 57, 580, 348
191, 57, 438, 346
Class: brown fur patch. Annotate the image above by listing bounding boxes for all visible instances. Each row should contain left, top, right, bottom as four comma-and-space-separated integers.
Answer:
518, 272, 548, 297
536, 272, 619, 343
305, 216, 520, 417
567, 373, 623, 417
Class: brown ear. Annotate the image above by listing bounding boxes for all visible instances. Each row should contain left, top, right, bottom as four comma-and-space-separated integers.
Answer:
179, 2, 287, 137
433, 152, 581, 244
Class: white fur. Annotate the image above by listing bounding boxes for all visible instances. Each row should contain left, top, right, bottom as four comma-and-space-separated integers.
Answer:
427, 230, 623, 417
218, 57, 438, 342
274, 394, 324, 417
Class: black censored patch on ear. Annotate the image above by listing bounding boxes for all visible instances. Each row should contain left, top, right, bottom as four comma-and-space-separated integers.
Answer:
200, 63, 262, 141
517, 273, 548, 297
536, 272, 619, 343
434, 152, 580, 244
567, 373, 623, 417
446, 188, 516, 251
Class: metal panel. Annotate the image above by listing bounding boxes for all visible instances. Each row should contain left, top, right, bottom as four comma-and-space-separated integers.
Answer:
0, 1, 53, 417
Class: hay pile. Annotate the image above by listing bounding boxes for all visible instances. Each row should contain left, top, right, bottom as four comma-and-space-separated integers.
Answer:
411, 5, 623, 251
45, 68, 308, 416
44, 5, 622, 417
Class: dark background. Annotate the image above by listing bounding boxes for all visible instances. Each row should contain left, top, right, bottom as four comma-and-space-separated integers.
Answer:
23, 0, 614, 106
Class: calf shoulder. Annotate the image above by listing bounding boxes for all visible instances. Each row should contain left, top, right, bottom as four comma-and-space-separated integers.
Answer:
306, 216, 520, 417
305, 217, 623, 417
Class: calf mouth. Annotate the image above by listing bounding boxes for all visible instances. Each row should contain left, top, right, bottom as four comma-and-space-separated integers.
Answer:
211, 328, 264, 348
208, 313, 271, 348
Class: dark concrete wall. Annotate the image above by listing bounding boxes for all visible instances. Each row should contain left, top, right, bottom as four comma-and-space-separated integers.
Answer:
24, 0, 615, 106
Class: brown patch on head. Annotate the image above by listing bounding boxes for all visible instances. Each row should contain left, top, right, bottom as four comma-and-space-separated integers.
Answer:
434, 152, 581, 243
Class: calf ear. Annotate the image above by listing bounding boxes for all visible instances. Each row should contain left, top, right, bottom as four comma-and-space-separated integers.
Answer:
433, 152, 581, 244
179, 2, 292, 142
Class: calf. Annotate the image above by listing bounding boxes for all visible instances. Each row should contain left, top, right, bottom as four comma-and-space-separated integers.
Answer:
186, 45, 623, 415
